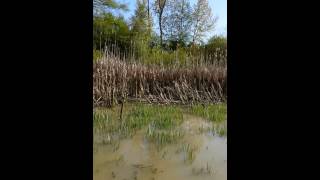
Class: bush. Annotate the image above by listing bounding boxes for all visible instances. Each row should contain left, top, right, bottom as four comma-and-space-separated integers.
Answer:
206, 35, 227, 51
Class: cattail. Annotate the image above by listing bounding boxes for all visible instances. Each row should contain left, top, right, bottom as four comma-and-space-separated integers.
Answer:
93, 50, 226, 107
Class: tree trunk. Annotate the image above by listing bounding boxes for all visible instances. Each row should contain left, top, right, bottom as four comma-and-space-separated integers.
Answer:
159, 16, 163, 47
147, 0, 150, 20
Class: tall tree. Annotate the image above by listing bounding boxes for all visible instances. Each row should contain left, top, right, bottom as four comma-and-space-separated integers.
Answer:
165, 0, 193, 46
146, 0, 153, 33
93, 14, 130, 50
147, 0, 150, 19
130, 0, 152, 60
93, 0, 128, 16
153, 0, 167, 47
131, 0, 149, 36
191, 0, 217, 44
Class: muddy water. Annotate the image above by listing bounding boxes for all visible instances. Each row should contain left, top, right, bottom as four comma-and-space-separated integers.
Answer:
94, 115, 227, 180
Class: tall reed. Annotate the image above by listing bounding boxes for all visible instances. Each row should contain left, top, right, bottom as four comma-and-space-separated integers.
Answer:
93, 51, 227, 107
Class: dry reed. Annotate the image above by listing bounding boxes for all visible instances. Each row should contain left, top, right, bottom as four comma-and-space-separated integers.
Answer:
93, 51, 227, 107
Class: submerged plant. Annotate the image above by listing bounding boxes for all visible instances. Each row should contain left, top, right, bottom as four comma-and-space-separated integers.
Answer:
192, 162, 215, 176
177, 143, 198, 164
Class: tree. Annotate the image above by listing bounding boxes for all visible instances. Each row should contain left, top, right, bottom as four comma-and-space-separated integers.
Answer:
153, 0, 168, 47
191, 0, 217, 44
131, 0, 149, 36
130, 0, 151, 60
165, 0, 193, 47
93, 0, 128, 16
146, 0, 153, 34
93, 13, 130, 54
93, 0, 131, 57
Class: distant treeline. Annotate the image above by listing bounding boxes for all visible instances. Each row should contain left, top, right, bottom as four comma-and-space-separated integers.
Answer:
93, 0, 227, 65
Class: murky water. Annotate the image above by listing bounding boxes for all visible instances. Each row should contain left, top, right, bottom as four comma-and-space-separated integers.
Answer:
94, 115, 227, 180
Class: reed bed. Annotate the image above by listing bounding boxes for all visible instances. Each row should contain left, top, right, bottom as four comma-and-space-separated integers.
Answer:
93, 52, 227, 107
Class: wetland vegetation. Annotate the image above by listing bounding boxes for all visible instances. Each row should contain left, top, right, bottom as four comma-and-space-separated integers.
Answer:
93, 0, 227, 179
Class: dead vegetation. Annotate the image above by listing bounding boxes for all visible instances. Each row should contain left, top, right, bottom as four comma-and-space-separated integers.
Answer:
93, 52, 227, 107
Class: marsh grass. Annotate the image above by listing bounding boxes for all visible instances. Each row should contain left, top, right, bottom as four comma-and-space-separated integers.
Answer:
121, 104, 183, 130
146, 128, 184, 148
127, 104, 184, 148
190, 103, 227, 137
93, 109, 118, 133
190, 104, 227, 122
94, 103, 185, 146
93, 103, 226, 148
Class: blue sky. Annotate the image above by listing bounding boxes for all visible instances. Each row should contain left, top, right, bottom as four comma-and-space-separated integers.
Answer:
117, 0, 227, 39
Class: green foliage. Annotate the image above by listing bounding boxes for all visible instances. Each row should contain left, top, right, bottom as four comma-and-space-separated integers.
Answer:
131, 0, 149, 36
132, 38, 150, 62
191, 0, 217, 43
164, 0, 193, 45
142, 48, 173, 66
136, 46, 188, 66
129, 0, 152, 61
93, 13, 131, 54
207, 35, 227, 50
102, 0, 128, 10
205, 35, 227, 63
94, 0, 128, 16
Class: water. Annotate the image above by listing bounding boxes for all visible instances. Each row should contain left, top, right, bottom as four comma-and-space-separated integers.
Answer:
94, 115, 227, 180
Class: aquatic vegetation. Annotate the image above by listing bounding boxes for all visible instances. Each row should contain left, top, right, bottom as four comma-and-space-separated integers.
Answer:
94, 104, 185, 146
192, 162, 215, 176
190, 103, 227, 122
212, 123, 227, 137
127, 104, 183, 129
176, 143, 199, 164
146, 128, 184, 147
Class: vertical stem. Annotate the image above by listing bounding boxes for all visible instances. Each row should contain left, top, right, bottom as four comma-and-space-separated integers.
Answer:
119, 97, 124, 121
